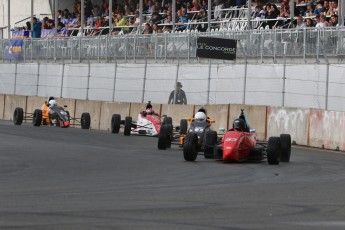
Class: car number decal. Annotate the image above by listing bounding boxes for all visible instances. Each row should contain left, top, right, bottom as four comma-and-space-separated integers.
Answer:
225, 138, 237, 142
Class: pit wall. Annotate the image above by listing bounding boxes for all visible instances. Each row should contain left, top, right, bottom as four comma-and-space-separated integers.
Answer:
1, 94, 344, 151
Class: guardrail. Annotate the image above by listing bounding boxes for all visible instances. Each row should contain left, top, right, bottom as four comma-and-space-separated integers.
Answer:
0, 27, 345, 63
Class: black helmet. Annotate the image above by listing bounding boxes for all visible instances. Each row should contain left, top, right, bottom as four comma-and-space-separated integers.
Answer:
146, 101, 152, 109
233, 118, 246, 131
198, 107, 207, 115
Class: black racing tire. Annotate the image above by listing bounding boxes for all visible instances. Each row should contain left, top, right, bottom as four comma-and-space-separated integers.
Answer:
81, 112, 91, 129
204, 130, 217, 159
179, 119, 188, 135
158, 124, 170, 150
163, 116, 173, 125
124, 116, 132, 136
13, 107, 24, 125
280, 134, 291, 162
267, 136, 281, 165
32, 109, 42, 127
111, 114, 121, 133
166, 124, 173, 148
183, 132, 199, 162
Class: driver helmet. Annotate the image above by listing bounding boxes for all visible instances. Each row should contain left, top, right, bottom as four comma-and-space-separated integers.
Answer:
48, 99, 57, 108
145, 101, 153, 114
195, 111, 206, 122
197, 107, 207, 116
233, 118, 246, 131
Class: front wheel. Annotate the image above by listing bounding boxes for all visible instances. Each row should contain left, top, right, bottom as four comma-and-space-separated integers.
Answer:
124, 116, 132, 136
111, 114, 121, 133
183, 132, 199, 161
158, 124, 170, 150
32, 109, 42, 127
81, 112, 91, 129
13, 107, 24, 125
280, 134, 291, 162
204, 130, 217, 159
267, 136, 281, 165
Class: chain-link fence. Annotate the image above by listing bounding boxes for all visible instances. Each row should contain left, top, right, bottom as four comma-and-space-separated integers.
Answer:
1, 27, 345, 63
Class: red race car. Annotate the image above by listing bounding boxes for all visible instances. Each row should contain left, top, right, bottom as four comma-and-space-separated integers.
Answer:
184, 110, 291, 165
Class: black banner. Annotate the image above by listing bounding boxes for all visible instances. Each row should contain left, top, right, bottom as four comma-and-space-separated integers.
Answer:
196, 37, 237, 60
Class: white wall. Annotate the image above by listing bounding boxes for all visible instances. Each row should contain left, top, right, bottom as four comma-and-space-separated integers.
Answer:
1, 62, 345, 112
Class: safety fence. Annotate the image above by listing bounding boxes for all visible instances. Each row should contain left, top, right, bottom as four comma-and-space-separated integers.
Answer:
1, 27, 345, 63
1, 61, 345, 113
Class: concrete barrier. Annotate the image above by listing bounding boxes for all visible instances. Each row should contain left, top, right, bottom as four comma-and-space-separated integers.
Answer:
309, 109, 345, 151
99, 102, 131, 131
229, 104, 267, 141
267, 107, 309, 146
75, 100, 102, 130
160, 104, 195, 127
4, 95, 27, 121
195, 105, 229, 133
0, 94, 5, 120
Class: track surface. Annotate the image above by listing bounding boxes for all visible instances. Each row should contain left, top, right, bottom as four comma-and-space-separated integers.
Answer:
1, 120, 345, 230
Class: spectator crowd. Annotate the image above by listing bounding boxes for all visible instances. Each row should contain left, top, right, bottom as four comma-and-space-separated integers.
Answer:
16, 0, 342, 38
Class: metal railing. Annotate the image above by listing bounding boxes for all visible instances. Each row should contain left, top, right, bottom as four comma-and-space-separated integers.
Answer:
1, 27, 345, 63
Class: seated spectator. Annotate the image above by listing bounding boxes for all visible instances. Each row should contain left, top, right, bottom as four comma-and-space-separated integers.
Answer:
101, 0, 109, 14
329, 0, 338, 15
195, 8, 208, 32
63, 9, 72, 19
90, 16, 103, 36
214, 0, 224, 20
306, 17, 315, 27
176, 9, 188, 31
329, 14, 338, 26
152, 23, 163, 34
295, 16, 306, 29
320, 14, 329, 27
93, 5, 102, 17
314, 14, 325, 28
254, 5, 265, 19
142, 23, 153, 34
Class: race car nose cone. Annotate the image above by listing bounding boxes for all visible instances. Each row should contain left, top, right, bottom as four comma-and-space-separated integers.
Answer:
64, 121, 70, 127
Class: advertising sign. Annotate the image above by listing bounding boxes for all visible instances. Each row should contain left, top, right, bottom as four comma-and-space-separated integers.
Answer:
196, 37, 237, 60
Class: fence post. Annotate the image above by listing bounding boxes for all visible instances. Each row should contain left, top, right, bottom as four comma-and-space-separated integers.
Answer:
325, 63, 330, 110
243, 59, 247, 104
86, 63, 91, 100
60, 63, 65, 98
207, 58, 211, 104
282, 44, 287, 107
112, 62, 117, 102
36, 62, 40, 96
14, 63, 18, 95
142, 59, 148, 103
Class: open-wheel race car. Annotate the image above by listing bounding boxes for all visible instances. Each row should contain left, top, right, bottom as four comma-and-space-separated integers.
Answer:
158, 107, 215, 152
183, 109, 292, 165
13, 97, 91, 129
111, 101, 172, 136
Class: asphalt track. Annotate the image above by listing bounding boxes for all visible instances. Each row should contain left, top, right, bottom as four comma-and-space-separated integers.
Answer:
1, 120, 345, 230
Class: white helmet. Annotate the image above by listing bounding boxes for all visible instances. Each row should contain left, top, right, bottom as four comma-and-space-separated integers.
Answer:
195, 112, 206, 121
49, 99, 57, 108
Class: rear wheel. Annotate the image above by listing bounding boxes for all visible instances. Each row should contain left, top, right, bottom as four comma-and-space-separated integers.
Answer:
81, 112, 91, 129
280, 134, 291, 162
32, 109, 42, 127
179, 119, 188, 135
13, 107, 24, 125
111, 114, 121, 133
204, 130, 217, 159
124, 116, 132, 136
166, 124, 173, 148
267, 137, 281, 165
183, 132, 199, 162
163, 116, 173, 125
158, 124, 170, 150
